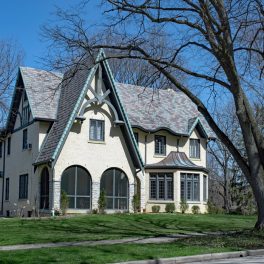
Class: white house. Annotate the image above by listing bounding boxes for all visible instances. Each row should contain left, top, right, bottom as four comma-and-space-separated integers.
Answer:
0, 50, 214, 216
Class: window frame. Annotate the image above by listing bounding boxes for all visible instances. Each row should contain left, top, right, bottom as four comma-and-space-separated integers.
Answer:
149, 173, 173, 200
5, 178, 9, 201
22, 105, 30, 126
189, 139, 200, 159
19, 174, 28, 199
61, 166, 92, 209
22, 129, 28, 150
89, 119, 105, 142
101, 168, 129, 210
154, 135, 166, 156
180, 173, 200, 202
203, 175, 208, 202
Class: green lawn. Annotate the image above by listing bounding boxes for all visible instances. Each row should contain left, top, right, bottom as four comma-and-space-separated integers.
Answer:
0, 213, 256, 246
0, 231, 264, 264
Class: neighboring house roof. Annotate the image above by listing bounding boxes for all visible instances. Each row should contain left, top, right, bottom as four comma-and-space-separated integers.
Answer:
145, 151, 208, 172
4, 67, 62, 133
116, 83, 214, 138
20, 67, 62, 121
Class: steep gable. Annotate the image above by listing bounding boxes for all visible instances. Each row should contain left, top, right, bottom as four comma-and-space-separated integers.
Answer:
4, 68, 62, 134
35, 50, 143, 169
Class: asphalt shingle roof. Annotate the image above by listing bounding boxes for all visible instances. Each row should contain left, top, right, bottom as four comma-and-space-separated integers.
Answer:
20, 67, 62, 120
35, 64, 92, 164
116, 83, 214, 137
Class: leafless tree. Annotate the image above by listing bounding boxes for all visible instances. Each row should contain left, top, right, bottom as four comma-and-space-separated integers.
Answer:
0, 40, 24, 125
208, 103, 257, 214
42, 0, 264, 229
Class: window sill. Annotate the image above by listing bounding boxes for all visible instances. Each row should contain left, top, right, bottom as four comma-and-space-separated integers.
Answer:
148, 200, 174, 204
186, 201, 201, 204
189, 157, 201, 161
154, 154, 166, 158
88, 140, 106, 144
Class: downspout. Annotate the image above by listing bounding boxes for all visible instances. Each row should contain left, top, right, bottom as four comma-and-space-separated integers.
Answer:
1, 140, 6, 215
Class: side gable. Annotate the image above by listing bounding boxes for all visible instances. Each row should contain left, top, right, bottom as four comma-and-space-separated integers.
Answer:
35, 50, 144, 170
3, 67, 62, 135
188, 117, 209, 139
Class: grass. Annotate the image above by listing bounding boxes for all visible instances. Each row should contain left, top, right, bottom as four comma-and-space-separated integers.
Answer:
0, 213, 256, 246
0, 231, 264, 264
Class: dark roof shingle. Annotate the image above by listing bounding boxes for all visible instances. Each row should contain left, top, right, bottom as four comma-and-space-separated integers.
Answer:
116, 83, 214, 137
35, 65, 92, 164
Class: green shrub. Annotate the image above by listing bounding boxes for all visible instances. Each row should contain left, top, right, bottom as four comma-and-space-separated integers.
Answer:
207, 201, 224, 214
60, 190, 69, 215
98, 189, 106, 213
132, 193, 140, 213
92, 209, 98, 214
180, 200, 189, 214
151, 205, 160, 213
192, 205, 200, 214
165, 203, 175, 213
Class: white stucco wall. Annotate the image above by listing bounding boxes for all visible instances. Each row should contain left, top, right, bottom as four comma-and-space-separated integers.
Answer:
133, 128, 207, 167
2, 88, 53, 216
53, 76, 137, 213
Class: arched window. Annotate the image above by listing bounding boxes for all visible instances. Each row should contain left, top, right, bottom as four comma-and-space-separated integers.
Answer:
101, 168, 129, 210
40, 167, 49, 209
61, 166, 91, 209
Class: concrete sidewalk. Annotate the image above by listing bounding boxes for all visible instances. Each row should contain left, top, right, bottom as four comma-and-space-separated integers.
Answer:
0, 231, 237, 251
115, 249, 264, 264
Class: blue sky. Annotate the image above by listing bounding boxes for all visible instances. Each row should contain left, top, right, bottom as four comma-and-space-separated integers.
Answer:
0, 1, 100, 68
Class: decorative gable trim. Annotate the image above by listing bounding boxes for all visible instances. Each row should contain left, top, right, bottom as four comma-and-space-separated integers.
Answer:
51, 60, 99, 167
188, 117, 209, 139
49, 49, 144, 169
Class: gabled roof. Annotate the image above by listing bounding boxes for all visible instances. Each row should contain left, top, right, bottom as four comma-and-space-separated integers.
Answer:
35, 50, 143, 169
116, 83, 214, 138
4, 67, 62, 133
145, 151, 208, 172
20, 67, 62, 120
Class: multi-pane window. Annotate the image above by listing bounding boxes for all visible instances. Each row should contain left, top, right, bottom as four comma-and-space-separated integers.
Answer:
40, 168, 49, 209
22, 105, 30, 125
190, 139, 200, 159
203, 175, 207, 202
155, 135, 166, 155
89, 119, 105, 141
61, 166, 91, 209
5, 178, 9, 200
150, 173, 173, 200
101, 168, 129, 210
134, 132, 139, 145
7, 137, 11, 155
19, 174, 28, 199
0, 141, 2, 158
22, 129, 28, 150
181, 173, 200, 201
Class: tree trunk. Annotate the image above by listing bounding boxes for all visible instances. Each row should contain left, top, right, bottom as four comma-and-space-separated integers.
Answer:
250, 170, 264, 230
234, 91, 264, 229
